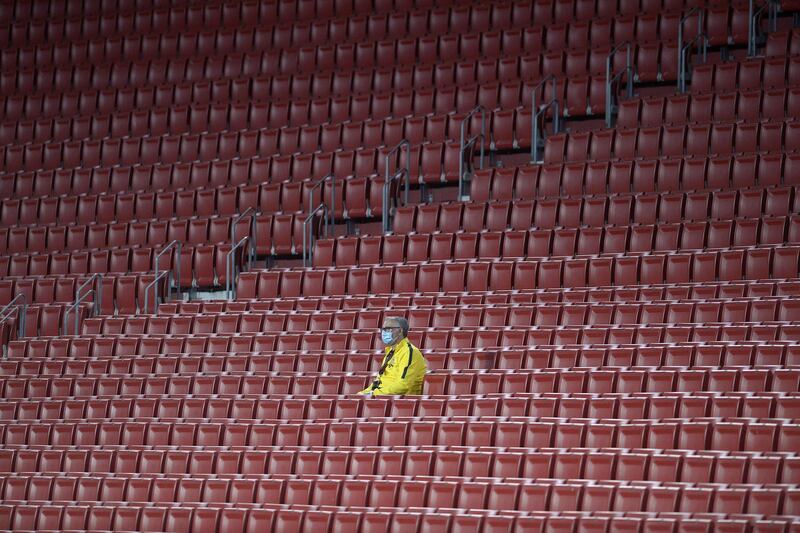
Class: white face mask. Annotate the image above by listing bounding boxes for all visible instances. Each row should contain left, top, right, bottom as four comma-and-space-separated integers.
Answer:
381, 328, 397, 345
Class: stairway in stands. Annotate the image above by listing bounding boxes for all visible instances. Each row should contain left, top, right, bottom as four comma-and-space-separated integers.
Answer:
0, 0, 799, 531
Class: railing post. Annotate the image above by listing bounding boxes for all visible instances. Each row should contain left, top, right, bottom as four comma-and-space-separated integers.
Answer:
626, 44, 634, 97
749, 0, 757, 56
605, 42, 636, 127
226, 236, 250, 300
531, 75, 561, 162
231, 207, 258, 264
749, 0, 779, 57
303, 204, 328, 267
605, 53, 613, 127
678, 7, 704, 90
144, 271, 171, 315
63, 274, 103, 335
680, 33, 708, 93
148, 240, 182, 316
459, 105, 486, 201
0, 294, 29, 342
383, 140, 411, 234
228, 208, 259, 298
308, 174, 336, 232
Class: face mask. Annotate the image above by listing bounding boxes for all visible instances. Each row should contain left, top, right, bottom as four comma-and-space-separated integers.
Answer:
381, 330, 395, 344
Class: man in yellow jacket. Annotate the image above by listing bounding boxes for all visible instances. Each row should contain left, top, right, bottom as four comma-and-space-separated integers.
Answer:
358, 316, 427, 396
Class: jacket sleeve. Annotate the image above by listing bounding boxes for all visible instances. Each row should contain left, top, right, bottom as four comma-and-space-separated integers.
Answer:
370, 345, 413, 396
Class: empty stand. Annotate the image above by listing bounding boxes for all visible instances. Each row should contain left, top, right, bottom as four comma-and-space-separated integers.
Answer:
0, 0, 799, 530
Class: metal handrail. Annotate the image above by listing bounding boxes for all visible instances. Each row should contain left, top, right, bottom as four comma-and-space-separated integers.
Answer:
748, 0, 779, 56
677, 7, 704, 91
303, 204, 329, 267
531, 75, 562, 162
63, 273, 103, 336
144, 239, 182, 316
231, 206, 258, 264
383, 166, 410, 234
64, 290, 96, 336
143, 270, 171, 315
679, 32, 709, 93
308, 174, 336, 231
459, 105, 486, 200
0, 294, 28, 340
383, 139, 412, 234
226, 236, 250, 300
154, 240, 182, 296
604, 42, 635, 128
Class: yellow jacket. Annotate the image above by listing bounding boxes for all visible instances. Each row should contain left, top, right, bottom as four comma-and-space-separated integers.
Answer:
359, 339, 427, 396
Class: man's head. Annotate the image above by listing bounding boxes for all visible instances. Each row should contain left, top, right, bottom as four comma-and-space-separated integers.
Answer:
381, 316, 409, 346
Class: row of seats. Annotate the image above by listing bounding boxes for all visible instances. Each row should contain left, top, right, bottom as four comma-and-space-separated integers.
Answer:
0, 64, 558, 136
3, 32, 791, 122
0, 34, 678, 105
0, 364, 797, 395
0, 179, 311, 227
692, 58, 800, 94
406, 192, 799, 233
0, 502, 778, 533
765, 27, 800, 57
0, 1, 739, 62
7, 245, 799, 297
0, 416, 797, 450
5, 156, 794, 236
0, 138, 459, 193
0, 104, 478, 155
544, 121, 800, 165
2, 443, 799, 482
470, 179, 798, 218
513, 155, 800, 198
5, 60, 793, 140
618, 88, 800, 129
230, 251, 800, 296
0, 0, 598, 50
0, 244, 222, 281
233, 273, 800, 302
2, 391, 798, 422
2, 216, 253, 255
0, 79, 523, 149
0, 303, 78, 339
10, 321, 800, 356
1, 473, 798, 516
0, 0, 720, 28
0, 7, 734, 93
0, 25, 683, 90
1, 4, 545, 60
0, 107, 457, 171
0, 242, 244, 288
82, 298, 800, 332
7, 332, 800, 367
0, 50, 610, 126
3, 86, 800, 183
422, 368, 800, 395
313, 220, 800, 267
0, 143, 446, 204
0, 0, 420, 29
8, 269, 795, 309
0, 162, 258, 201
8, 322, 800, 360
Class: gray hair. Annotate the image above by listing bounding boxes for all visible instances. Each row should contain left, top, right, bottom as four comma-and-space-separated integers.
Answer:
385, 316, 409, 336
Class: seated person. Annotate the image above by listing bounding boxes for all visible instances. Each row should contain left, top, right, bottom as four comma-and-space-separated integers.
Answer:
358, 316, 427, 397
